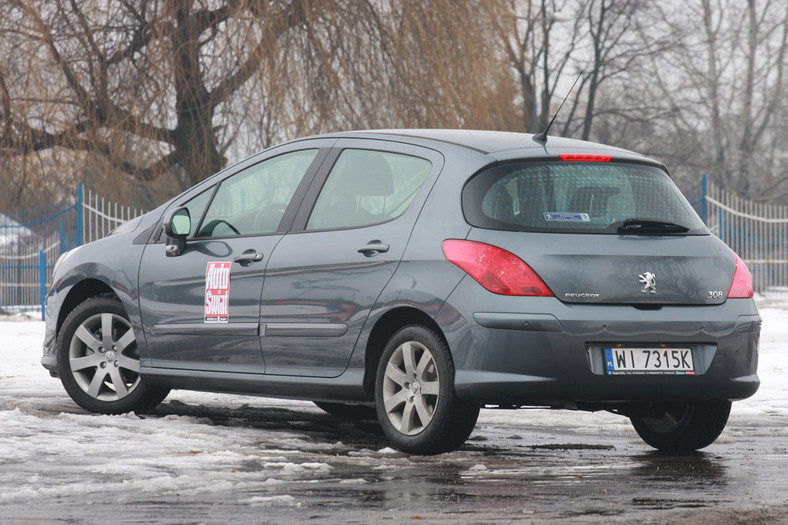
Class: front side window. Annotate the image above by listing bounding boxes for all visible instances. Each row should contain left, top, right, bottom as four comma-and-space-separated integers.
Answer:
195, 149, 318, 238
306, 149, 432, 230
463, 161, 708, 234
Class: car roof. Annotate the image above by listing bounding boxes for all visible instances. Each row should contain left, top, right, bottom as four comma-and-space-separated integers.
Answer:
307, 129, 650, 159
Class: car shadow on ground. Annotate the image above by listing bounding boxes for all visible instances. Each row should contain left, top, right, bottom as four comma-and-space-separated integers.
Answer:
143, 398, 388, 449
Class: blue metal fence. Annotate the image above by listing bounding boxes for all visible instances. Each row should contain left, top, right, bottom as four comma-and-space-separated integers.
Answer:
688, 174, 708, 224
1, 184, 146, 319
0, 185, 82, 320
2, 176, 787, 318
688, 175, 788, 297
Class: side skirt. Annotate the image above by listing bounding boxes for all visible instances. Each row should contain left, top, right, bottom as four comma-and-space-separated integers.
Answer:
140, 366, 370, 403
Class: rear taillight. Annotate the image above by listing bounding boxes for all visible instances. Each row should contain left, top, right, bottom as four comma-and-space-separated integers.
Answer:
559, 153, 612, 162
727, 254, 753, 298
441, 239, 553, 296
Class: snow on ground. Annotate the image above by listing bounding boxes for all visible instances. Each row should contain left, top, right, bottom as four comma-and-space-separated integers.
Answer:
0, 306, 786, 507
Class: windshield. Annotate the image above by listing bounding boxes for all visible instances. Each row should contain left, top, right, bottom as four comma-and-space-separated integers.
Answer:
462, 161, 708, 234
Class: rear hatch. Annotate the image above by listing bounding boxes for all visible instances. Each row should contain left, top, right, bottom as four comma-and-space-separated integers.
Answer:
461, 158, 736, 306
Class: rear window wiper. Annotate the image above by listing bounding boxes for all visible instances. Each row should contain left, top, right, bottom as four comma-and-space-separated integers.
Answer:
614, 218, 690, 235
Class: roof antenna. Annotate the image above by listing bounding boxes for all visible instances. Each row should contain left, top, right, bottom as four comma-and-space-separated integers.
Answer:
533, 70, 583, 143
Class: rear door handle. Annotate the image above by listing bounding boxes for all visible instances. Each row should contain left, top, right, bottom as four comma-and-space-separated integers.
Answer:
357, 241, 390, 257
233, 250, 263, 265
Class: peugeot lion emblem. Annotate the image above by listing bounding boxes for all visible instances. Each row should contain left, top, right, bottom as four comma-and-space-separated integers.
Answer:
638, 272, 656, 294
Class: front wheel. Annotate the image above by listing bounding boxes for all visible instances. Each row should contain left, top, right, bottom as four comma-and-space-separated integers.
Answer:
56, 296, 170, 415
630, 400, 731, 452
375, 325, 479, 455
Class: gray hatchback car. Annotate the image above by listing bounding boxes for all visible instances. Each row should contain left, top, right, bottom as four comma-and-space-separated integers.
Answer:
42, 130, 760, 455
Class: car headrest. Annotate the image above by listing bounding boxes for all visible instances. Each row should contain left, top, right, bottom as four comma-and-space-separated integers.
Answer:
333, 151, 395, 198
569, 185, 620, 216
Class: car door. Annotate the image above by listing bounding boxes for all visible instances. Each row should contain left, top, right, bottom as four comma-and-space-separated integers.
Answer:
259, 139, 444, 377
138, 144, 332, 372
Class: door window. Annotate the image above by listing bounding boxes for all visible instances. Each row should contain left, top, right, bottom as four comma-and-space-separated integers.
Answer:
194, 149, 318, 238
306, 149, 432, 230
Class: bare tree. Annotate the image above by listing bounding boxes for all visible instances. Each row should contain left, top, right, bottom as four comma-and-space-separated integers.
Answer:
549, 0, 669, 143
7, 0, 783, 212
626, 0, 788, 199
0, 0, 515, 210
484, 0, 583, 134
486, 0, 671, 145
2, 0, 333, 205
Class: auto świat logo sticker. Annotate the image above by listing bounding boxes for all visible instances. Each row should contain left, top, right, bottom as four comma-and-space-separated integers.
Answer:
205, 261, 231, 323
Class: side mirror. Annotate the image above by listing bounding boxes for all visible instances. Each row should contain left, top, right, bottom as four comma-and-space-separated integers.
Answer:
162, 207, 191, 257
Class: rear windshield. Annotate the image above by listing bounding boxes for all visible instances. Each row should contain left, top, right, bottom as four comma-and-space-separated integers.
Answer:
462, 161, 707, 234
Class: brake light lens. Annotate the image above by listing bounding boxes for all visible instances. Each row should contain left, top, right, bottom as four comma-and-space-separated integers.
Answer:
559, 153, 612, 162
727, 254, 753, 298
442, 239, 553, 296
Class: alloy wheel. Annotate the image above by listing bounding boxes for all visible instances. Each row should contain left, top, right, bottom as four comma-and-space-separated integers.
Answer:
381, 340, 440, 436
68, 312, 141, 402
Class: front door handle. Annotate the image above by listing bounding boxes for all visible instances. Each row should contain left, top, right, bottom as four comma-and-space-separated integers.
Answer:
233, 250, 263, 266
357, 241, 390, 257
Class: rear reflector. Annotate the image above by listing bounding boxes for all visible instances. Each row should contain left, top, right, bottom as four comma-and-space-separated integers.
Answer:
559, 153, 613, 162
727, 254, 754, 298
442, 239, 553, 296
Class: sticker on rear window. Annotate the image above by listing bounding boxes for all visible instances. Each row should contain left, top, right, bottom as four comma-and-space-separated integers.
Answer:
205, 261, 231, 323
543, 212, 590, 222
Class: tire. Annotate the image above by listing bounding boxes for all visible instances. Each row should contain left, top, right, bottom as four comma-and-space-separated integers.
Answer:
375, 325, 480, 455
314, 401, 377, 420
630, 400, 732, 452
56, 296, 170, 415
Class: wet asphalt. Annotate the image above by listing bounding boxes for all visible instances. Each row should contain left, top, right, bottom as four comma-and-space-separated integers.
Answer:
2, 396, 786, 525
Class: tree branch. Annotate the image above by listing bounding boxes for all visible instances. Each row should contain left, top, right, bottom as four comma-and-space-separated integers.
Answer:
209, 0, 310, 106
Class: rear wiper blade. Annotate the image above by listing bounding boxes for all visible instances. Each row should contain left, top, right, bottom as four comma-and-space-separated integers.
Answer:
615, 218, 690, 234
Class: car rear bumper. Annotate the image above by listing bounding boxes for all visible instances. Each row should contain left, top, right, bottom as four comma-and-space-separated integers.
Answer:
454, 370, 759, 405
439, 284, 760, 405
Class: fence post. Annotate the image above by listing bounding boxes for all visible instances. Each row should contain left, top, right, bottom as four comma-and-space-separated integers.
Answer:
39, 249, 46, 321
701, 174, 707, 224
76, 182, 83, 247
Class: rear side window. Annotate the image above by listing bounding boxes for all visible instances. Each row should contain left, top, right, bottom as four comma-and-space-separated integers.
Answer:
463, 161, 707, 234
307, 149, 432, 230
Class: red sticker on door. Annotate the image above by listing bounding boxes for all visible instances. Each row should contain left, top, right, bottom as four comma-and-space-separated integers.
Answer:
205, 261, 231, 323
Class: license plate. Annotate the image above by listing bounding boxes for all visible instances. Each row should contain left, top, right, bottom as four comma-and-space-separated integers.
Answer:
605, 347, 695, 375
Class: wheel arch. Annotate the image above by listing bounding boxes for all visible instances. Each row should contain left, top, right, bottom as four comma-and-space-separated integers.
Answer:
57, 278, 118, 337
363, 306, 448, 397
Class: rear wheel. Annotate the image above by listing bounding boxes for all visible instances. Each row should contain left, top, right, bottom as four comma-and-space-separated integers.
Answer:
375, 325, 479, 455
630, 400, 731, 452
56, 296, 169, 415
